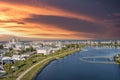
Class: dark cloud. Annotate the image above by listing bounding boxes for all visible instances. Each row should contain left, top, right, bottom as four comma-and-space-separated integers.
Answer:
31, 33, 73, 37
0, 20, 25, 25
0, 0, 120, 39
24, 14, 120, 39
2, 0, 120, 17
114, 24, 120, 28
25, 15, 107, 34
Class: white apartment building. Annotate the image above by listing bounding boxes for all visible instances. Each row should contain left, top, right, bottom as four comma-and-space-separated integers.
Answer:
12, 55, 25, 60
37, 47, 52, 55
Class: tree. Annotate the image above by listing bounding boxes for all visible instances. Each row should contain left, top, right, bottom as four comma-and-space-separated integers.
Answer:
9, 48, 13, 51
66, 45, 71, 49
0, 44, 3, 49
13, 61, 20, 67
30, 46, 34, 52
26, 46, 34, 52
3, 63, 12, 73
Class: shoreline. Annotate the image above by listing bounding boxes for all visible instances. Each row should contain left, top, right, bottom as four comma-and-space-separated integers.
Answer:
18, 49, 80, 80
33, 49, 80, 80
33, 59, 56, 80
34, 51, 78, 80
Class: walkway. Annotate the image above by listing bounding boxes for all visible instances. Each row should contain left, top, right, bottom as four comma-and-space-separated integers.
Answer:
16, 50, 77, 80
16, 57, 52, 80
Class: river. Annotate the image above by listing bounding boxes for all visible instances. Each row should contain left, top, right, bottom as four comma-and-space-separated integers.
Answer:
35, 46, 120, 80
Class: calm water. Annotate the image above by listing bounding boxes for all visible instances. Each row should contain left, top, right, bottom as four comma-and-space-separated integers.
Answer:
35, 46, 120, 80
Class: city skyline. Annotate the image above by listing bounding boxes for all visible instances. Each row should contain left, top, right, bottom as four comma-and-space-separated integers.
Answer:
0, 0, 120, 41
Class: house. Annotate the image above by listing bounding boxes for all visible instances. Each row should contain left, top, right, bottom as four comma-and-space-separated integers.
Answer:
0, 66, 4, 71
21, 53, 32, 58
0, 50, 3, 61
4, 38, 24, 50
37, 47, 52, 55
52, 46, 61, 53
0, 49, 5, 55
12, 55, 25, 61
24, 45, 31, 49
32, 45, 41, 49
0, 54, 3, 61
14, 43, 23, 50
2, 57, 11, 60
2, 57, 14, 64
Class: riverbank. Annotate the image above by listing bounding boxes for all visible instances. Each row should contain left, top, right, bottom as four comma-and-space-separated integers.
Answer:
17, 49, 80, 80
33, 47, 120, 80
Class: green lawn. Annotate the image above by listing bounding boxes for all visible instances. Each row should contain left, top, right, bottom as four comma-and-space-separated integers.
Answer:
0, 54, 46, 80
0, 44, 81, 80
21, 49, 79, 80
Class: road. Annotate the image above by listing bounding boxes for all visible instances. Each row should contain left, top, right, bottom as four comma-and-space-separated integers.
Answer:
16, 56, 54, 80
16, 50, 76, 80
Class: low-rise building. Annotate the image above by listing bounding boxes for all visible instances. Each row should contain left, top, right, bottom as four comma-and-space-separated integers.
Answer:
12, 55, 25, 61
2, 57, 14, 64
20, 53, 32, 58
24, 45, 31, 49
37, 47, 52, 55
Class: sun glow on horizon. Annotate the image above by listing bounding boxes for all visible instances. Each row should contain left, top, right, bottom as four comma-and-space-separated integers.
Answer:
0, 1, 97, 40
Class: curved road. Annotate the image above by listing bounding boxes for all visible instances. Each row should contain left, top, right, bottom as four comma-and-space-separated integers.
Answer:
16, 50, 76, 80
16, 56, 53, 80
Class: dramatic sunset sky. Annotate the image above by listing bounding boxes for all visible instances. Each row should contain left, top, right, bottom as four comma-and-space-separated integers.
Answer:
0, 0, 120, 41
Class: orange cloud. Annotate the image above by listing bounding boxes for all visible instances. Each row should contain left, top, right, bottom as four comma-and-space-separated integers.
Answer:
0, 22, 94, 39
0, 2, 100, 23
0, 1, 98, 40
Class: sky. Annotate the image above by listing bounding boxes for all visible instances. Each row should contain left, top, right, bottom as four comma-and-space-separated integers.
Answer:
0, 0, 120, 41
